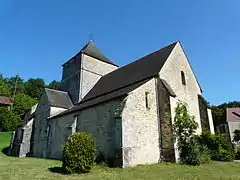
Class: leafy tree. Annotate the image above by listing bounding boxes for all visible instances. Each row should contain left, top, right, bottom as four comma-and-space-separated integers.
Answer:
0, 107, 21, 131
4, 75, 25, 95
46, 80, 62, 90
211, 101, 240, 126
198, 131, 235, 161
173, 101, 198, 143
173, 101, 211, 165
0, 74, 10, 95
12, 93, 38, 115
24, 78, 45, 99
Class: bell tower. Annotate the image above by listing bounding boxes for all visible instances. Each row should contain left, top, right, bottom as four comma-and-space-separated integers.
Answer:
61, 41, 118, 104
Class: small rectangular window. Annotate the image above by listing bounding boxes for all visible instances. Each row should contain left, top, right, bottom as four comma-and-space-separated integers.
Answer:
145, 92, 150, 109
181, 71, 186, 85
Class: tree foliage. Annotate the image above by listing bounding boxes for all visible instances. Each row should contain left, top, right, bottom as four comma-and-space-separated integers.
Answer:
24, 78, 45, 99
0, 73, 61, 131
0, 107, 21, 131
173, 101, 198, 143
173, 101, 211, 165
0, 74, 10, 96
13, 93, 38, 115
46, 80, 62, 90
4, 76, 25, 95
211, 101, 240, 124
198, 131, 235, 161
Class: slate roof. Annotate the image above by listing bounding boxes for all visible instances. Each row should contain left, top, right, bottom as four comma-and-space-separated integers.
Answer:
160, 78, 176, 97
80, 41, 177, 103
0, 96, 13, 106
45, 88, 73, 109
81, 41, 118, 66
50, 41, 178, 119
62, 41, 118, 67
49, 78, 152, 119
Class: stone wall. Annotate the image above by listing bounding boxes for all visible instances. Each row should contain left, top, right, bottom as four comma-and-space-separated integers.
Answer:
207, 108, 215, 134
121, 78, 160, 167
18, 119, 33, 157
61, 54, 81, 104
10, 119, 33, 157
160, 42, 203, 161
47, 113, 77, 159
80, 54, 118, 100
61, 53, 118, 104
198, 95, 210, 132
76, 98, 123, 166
32, 92, 51, 157
156, 78, 175, 162
47, 98, 123, 165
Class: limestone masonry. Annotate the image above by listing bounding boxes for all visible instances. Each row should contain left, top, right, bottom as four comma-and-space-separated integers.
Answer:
9, 41, 214, 167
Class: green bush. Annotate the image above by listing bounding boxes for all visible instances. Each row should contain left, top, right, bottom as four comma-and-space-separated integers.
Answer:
0, 107, 21, 131
173, 102, 211, 165
198, 131, 235, 161
180, 136, 211, 166
62, 132, 96, 174
233, 129, 240, 142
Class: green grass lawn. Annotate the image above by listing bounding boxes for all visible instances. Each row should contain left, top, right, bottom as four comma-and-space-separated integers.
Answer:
0, 132, 240, 180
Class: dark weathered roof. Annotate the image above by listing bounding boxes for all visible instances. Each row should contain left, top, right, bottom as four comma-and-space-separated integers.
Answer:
160, 79, 176, 97
62, 41, 118, 67
49, 78, 151, 119
81, 41, 118, 66
0, 96, 13, 106
80, 42, 177, 103
45, 88, 73, 109
198, 94, 211, 108
50, 42, 178, 119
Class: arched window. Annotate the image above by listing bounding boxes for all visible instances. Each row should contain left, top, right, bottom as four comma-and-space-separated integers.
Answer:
181, 71, 186, 85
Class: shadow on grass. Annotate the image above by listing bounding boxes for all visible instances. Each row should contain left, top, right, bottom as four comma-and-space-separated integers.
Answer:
1, 147, 9, 156
48, 167, 66, 175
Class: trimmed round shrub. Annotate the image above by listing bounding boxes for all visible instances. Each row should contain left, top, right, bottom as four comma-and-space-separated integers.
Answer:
198, 131, 235, 161
62, 132, 96, 174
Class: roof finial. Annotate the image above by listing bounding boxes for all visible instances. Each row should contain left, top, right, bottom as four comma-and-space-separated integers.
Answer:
89, 33, 94, 43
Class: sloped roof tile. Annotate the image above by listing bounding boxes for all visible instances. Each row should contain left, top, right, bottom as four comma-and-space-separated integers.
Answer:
45, 88, 73, 109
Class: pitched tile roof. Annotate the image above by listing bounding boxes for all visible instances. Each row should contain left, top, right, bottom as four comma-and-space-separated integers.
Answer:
45, 88, 73, 109
227, 108, 240, 122
0, 96, 13, 106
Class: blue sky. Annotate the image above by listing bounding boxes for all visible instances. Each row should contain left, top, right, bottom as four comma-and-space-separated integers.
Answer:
0, 0, 239, 105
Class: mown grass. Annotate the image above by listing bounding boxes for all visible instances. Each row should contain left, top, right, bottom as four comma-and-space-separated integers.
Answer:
0, 132, 240, 180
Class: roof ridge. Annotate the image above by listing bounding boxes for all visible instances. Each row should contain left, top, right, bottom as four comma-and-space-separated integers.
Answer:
94, 41, 178, 80
62, 41, 118, 67
45, 88, 68, 94
79, 41, 177, 103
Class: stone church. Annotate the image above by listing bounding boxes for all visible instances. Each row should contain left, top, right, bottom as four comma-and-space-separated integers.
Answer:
9, 41, 214, 167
